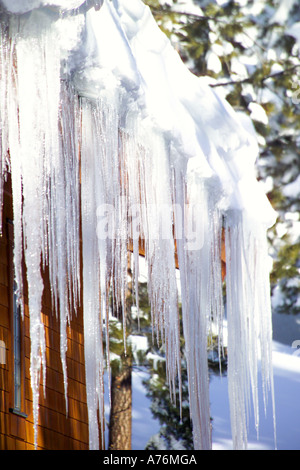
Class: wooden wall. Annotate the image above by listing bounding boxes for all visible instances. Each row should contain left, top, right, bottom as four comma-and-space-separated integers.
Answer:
0, 177, 95, 450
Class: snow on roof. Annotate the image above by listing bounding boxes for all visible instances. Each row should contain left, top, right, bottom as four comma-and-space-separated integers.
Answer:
0, 0, 88, 13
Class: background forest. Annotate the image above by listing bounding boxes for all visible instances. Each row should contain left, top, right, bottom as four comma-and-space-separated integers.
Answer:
106, 0, 300, 450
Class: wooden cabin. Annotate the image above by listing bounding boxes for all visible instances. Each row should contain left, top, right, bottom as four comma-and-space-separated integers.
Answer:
0, 176, 90, 450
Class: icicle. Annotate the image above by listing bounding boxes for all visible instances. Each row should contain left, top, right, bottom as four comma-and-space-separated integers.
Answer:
0, 17, 25, 317
140, 131, 182, 408
13, 13, 56, 447
4, 10, 82, 445
81, 98, 108, 449
0, 18, 10, 233
225, 212, 276, 450
46, 80, 81, 414
80, 89, 128, 448
174, 167, 224, 450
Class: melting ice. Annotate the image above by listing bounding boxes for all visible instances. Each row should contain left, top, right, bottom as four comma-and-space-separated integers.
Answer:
0, 0, 277, 450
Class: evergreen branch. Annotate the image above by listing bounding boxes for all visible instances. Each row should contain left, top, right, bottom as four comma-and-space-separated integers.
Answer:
150, 6, 220, 21
151, 6, 241, 25
209, 64, 300, 88
151, 7, 269, 53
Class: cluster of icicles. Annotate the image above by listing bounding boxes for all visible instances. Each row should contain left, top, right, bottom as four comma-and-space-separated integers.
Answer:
0, 0, 276, 450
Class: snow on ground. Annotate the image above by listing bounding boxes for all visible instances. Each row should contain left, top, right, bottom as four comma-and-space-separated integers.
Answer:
104, 312, 300, 450
211, 312, 300, 450
211, 339, 300, 450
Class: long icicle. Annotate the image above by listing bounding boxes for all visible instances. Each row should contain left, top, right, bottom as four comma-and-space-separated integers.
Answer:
225, 212, 276, 449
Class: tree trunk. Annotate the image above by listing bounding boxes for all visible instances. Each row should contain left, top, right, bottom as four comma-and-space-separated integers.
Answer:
108, 353, 132, 450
